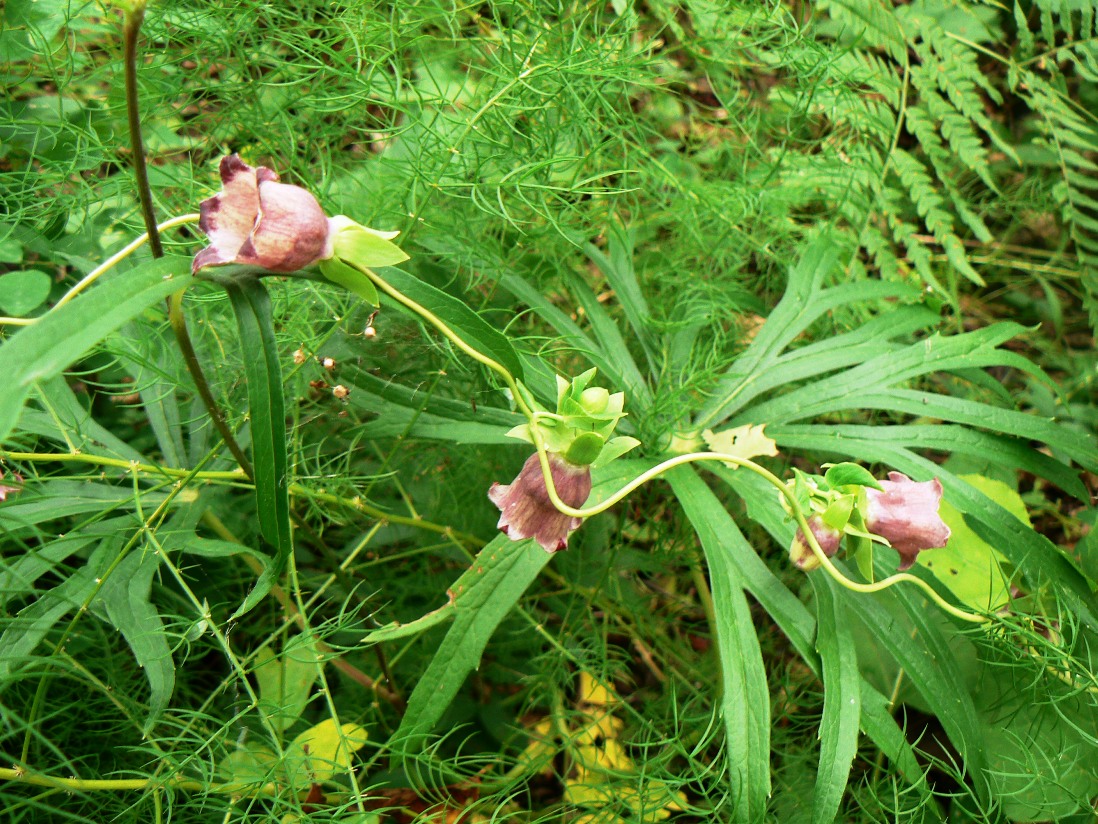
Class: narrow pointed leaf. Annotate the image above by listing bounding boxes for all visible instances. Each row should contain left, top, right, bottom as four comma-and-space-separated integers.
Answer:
226, 280, 291, 613
372, 266, 524, 381
669, 466, 771, 819
0, 255, 192, 443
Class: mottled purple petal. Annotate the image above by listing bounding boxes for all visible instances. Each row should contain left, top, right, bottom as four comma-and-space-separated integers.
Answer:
789, 515, 842, 571
489, 452, 591, 553
193, 154, 332, 275
865, 472, 950, 570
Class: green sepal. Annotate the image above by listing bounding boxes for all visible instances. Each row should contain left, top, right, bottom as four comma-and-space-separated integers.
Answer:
591, 435, 641, 469
821, 494, 855, 532
850, 534, 874, 583
330, 218, 410, 269
564, 431, 606, 466
319, 257, 380, 307
824, 462, 883, 491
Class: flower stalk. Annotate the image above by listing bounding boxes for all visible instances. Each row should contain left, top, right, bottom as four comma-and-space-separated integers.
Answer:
122, 1, 162, 258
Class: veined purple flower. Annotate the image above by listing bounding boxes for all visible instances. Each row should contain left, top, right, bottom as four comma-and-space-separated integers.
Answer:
489, 452, 592, 553
866, 472, 951, 570
193, 154, 334, 275
789, 515, 842, 571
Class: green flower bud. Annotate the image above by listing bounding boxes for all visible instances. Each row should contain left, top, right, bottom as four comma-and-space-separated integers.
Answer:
579, 387, 610, 415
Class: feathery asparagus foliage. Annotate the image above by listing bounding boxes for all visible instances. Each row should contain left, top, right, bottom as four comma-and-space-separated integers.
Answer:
1, 0, 1096, 821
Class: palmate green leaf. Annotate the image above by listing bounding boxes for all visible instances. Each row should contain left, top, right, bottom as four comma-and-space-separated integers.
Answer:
668, 466, 770, 820
719, 303, 939, 411
226, 280, 291, 616
0, 255, 193, 444
695, 237, 923, 429
810, 575, 861, 824
372, 265, 524, 382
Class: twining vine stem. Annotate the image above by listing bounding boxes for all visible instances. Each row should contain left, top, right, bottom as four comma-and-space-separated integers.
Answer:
360, 266, 990, 625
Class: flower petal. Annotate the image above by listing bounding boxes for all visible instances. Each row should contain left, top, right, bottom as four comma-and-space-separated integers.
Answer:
193, 154, 333, 275
237, 178, 332, 272
789, 515, 842, 571
865, 472, 950, 570
194, 155, 260, 273
490, 453, 591, 552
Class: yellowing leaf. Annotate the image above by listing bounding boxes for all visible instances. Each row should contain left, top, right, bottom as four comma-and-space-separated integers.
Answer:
515, 719, 556, 776
702, 424, 778, 468
563, 671, 687, 823
577, 672, 619, 707
254, 638, 322, 736
284, 719, 368, 786
218, 741, 278, 789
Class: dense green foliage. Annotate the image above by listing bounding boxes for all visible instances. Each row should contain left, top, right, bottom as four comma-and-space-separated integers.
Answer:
1, 1, 1096, 822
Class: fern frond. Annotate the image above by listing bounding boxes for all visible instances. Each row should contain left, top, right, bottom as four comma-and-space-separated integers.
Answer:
823, 0, 907, 64
1016, 70, 1098, 329
891, 147, 984, 285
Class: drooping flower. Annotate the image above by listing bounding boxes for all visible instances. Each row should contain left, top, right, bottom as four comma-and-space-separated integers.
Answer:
789, 515, 842, 571
193, 154, 334, 275
865, 472, 951, 570
489, 452, 592, 553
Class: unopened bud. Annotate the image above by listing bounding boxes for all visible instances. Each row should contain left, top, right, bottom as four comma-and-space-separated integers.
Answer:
579, 387, 610, 415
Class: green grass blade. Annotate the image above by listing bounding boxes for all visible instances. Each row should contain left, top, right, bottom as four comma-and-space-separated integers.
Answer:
0, 255, 192, 444
810, 575, 862, 824
226, 280, 291, 613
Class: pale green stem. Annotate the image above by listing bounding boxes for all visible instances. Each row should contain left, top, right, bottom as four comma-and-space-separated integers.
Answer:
360, 266, 536, 419
53, 214, 200, 310
0, 448, 479, 546
0, 214, 200, 327
362, 266, 990, 626
0, 766, 278, 796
